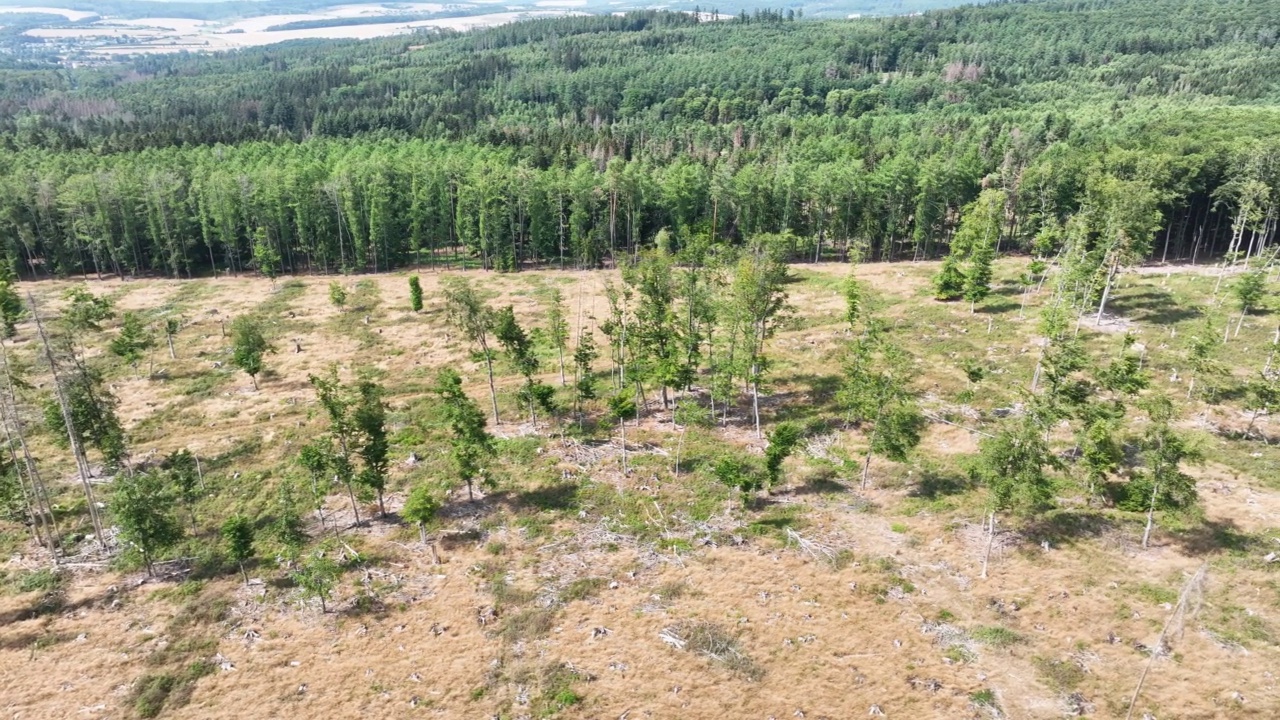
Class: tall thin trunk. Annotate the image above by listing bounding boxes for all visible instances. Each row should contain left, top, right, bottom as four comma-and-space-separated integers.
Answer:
1142, 481, 1159, 549
981, 511, 996, 578
30, 295, 105, 547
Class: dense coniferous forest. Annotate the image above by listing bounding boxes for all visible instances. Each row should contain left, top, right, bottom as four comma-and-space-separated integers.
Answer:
0, 0, 1278, 278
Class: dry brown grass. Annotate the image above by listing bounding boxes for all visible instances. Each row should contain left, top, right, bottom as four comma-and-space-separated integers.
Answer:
1, 262, 1278, 719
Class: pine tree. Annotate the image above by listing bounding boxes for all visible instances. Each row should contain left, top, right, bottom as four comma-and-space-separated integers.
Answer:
1131, 396, 1201, 549
763, 421, 802, 492
109, 312, 155, 376
434, 368, 495, 501
408, 275, 424, 313
329, 282, 347, 309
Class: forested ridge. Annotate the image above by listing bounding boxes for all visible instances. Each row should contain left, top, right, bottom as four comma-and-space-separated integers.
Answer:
1, 0, 1279, 278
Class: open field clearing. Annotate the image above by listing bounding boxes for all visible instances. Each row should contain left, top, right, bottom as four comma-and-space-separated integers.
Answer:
1, 258, 1278, 719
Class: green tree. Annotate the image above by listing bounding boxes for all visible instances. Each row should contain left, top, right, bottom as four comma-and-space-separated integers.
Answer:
434, 368, 495, 501
329, 282, 347, 309
60, 287, 114, 333
221, 514, 255, 583
728, 240, 791, 436
43, 367, 127, 469
113, 470, 184, 577
572, 329, 598, 420
0, 281, 21, 338
970, 421, 1057, 577
163, 317, 181, 359
408, 275, 424, 313
1245, 371, 1280, 437
1231, 269, 1267, 338
713, 454, 761, 507
763, 421, 803, 492
839, 333, 924, 489
1130, 397, 1201, 548
545, 287, 569, 385
309, 371, 366, 525
161, 449, 202, 530
251, 227, 281, 281
933, 254, 966, 301
292, 550, 340, 612
402, 483, 442, 544
230, 316, 271, 390
494, 305, 550, 421
443, 278, 500, 423
109, 312, 155, 375
352, 379, 390, 515
963, 236, 996, 313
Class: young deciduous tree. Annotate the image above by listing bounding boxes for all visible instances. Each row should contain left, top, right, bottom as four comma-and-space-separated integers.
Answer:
161, 449, 202, 530
494, 305, 553, 422
221, 514, 255, 583
309, 371, 366, 525
434, 368, 495, 501
402, 484, 442, 544
970, 421, 1057, 577
43, 366, 128, 470
728, 240, 790, 437
292, 550, 340, 612
230, 316, 271, 390
1245, 370, 1279, 437
109, 312, 155, 376
1130, 397, 1201, 549
163, 317, 181, 359
839, 333, 924, 489
113, 470, 184, 577
443, 278, 500, 423
713, 454, 761, 507
545, 287, 569, 385
1232, 269, 1267, 338
408, 275, 424, 313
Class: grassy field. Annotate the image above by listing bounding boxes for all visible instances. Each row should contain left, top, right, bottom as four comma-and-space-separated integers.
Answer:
0, 258, 1277, 719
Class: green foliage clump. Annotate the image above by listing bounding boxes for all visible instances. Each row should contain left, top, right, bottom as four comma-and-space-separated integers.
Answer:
112, 470, 184, 576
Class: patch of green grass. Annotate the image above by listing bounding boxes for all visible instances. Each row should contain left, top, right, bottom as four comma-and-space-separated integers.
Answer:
1032, 656, 1086, 692
890, 522, 909, 533
969, 688, 999, 709
943, 645, 974, 664
559, 577, 608, 603
14, 568, 64, 594
1132, 583, 1177, 605
970, 625, 1025, 649
133, 673, 177, 719
746, 505, 807, 541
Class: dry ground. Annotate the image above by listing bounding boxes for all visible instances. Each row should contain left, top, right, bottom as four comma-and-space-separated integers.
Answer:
1, 260, 1278, 719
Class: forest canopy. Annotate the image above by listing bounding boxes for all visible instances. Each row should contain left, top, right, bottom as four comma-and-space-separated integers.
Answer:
0, 0, 1277, 278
